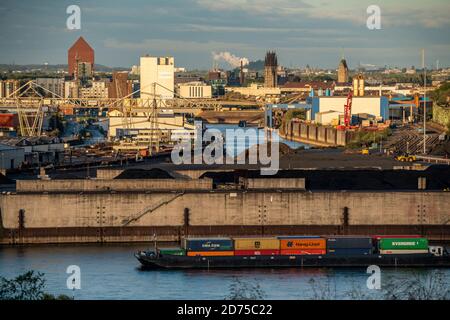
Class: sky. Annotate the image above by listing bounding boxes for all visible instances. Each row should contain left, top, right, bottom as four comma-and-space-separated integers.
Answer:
0, 0, 449, 70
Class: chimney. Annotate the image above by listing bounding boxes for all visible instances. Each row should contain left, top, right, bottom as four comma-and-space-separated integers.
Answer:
240, 60, 245, 86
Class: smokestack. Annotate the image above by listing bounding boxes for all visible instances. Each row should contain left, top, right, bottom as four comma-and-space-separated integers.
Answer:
240, 60, 245, 86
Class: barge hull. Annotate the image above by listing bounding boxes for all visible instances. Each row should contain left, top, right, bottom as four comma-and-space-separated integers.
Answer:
136, 253, 450, 269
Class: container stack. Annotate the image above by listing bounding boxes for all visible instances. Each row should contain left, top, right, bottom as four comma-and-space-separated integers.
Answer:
278, 236, 326, 255
183, 237, 234, 256
326, 236, 373, 255
378, 238, 429, 254
233, 237, 280, 256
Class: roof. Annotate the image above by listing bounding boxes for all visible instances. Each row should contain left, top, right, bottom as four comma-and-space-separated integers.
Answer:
69, 36, 94, 52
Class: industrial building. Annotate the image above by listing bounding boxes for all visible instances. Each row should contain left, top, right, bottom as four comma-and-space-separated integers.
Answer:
140, 56, 174, 100
177, 82, 212, 99
68, 37, 95, 77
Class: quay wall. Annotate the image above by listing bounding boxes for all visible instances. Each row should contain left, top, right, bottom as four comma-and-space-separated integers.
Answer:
1, 190, 449, 244
281, 121, 352, 147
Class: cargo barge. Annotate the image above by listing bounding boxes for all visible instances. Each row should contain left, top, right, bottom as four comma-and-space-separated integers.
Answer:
135, 236, 450, 269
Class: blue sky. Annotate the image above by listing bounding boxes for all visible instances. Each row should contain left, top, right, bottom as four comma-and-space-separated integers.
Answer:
0, 0, 449, 69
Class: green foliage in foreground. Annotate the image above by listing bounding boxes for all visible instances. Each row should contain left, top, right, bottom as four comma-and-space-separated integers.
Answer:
347, 128, 392, 149
0, 271, 73, 300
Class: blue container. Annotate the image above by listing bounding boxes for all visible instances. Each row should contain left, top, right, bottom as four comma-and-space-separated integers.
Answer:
327, 237, 373, 249
184, 238, 234, 251
327, 248, 373, 255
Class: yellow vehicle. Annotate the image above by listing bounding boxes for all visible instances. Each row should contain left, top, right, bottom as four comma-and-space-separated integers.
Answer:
395, 154, 416, 162
361, 148, 369, 155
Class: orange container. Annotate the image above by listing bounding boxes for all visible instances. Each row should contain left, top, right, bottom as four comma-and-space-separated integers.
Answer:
280, 238, 326, 250
187, 251, 234, 257
281, 249, 326, 255
234, 250, 280, 256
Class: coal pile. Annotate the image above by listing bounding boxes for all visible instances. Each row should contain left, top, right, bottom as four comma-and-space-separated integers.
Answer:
0, 173, 13, 184
201, 166, 450, 190
114, 168, 174, 179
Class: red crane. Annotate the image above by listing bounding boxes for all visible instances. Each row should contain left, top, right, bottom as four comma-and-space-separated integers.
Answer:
344, 91, 353, 127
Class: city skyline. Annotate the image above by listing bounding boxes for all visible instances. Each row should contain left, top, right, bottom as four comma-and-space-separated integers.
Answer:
0, 0, 449, 69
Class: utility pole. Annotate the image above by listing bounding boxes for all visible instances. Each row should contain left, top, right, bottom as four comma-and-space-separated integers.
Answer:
422, 49, 426, 154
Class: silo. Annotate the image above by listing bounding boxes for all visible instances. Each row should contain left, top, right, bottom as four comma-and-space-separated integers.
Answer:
358, 75, 365, 97
353, 78, 359, 96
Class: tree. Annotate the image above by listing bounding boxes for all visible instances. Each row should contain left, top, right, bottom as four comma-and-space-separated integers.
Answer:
0, 271, 73, 300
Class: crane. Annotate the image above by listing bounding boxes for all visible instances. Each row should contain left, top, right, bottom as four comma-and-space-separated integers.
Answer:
344, 91, 353, 127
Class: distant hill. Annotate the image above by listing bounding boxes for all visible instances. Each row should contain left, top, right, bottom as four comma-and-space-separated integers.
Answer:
0, 64, 129, 73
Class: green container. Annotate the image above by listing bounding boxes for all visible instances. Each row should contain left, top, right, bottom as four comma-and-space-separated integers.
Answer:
379, 238, 428, 250
158, 248, 186, 256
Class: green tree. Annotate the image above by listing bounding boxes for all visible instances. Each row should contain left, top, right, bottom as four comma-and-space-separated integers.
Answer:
0, 271, 73, 300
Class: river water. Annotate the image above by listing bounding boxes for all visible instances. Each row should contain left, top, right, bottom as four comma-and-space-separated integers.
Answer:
0, 244, 448, 300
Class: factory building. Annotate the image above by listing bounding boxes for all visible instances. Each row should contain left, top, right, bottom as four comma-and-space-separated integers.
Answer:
177, 82, 212, 99
308, 96, 389, 121
68, 37, 95, 77
108, 109, 191, 139
264, 51, 278, 88
337, 58, 349, 83
140, 56, 174, 101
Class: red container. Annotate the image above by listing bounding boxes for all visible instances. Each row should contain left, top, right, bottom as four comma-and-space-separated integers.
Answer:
372, 235, 421, 240
234, 250, 280, 256
281, 249, 326, 255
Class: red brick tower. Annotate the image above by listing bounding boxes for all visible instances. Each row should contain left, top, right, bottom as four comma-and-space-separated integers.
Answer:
68, 37, 94, 77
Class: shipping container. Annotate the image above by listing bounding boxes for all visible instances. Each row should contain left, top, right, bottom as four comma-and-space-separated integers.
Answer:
327, 248, 372, 255
279, 238, 326, 250
234, 250, 280, 256
326, 237, 373, 249
380, 249, 429, 255
183, 238, 234, 251
379, 238, 428, 250
158, 248, 185, 256
187, 251, 234, 257
233, 237, 280, 250
280, 249, 326, 255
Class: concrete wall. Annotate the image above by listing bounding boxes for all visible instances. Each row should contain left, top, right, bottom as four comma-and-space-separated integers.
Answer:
1, 191, 448, 230
245, 178, 305, 190
16, 179, 213, 192
283, 120, 350, 147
